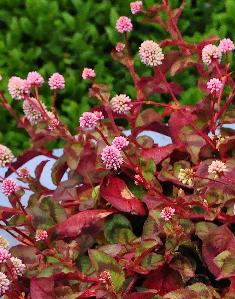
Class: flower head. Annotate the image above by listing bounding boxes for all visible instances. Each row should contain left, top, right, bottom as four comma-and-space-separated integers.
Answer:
115, 42, 125, 53
47, 112, 59, 131
139, 40, 164, 66
218, 38, 235, 53
99, 271, 112, 285
116, 16, 133, 33
18, 168, 30, 179
0, 145, 14, 167
130, 1, 143, 14
178, 168, 194, 186
207, 78, 223, 94
112, 136, 129, 150
160, 207, 175, 221
0, 237, 9, 249
35, 229, 48, 242
110, 94, 132, 114
93, 111, 104, 120
27, 71, 44, 88
0, 272, 10, 295
79, 112, 99, 130
82, 68, 96, 80
134, 174, 144, 185
10, 257, 26, 277
208, 160, 227, 178
48, 73, 65, 90
0, 248, 10, 263
2, 178, 19, 196
8, 76, 30, 100
101, 145, 123, 170
202, 44, 221, 66
23, 98, 45, 125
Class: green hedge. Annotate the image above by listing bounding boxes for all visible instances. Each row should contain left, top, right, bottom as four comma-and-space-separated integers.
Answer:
0, 0, 232, 152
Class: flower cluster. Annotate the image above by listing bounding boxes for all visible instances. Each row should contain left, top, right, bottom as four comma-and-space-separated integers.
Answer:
8, 76, 30, 100
112, 136, 129, 150
23, 98, 46, 125
0, 145, 14, 167
208, 160, 227, 178
160, 207, 175, 221
79, 112, 99, 130
218, 38, 235, 53
202, 44, 221, 66
101, 145, 123, 170
178, 168, 195, 186
82, 68, 96, 80
35, 229, 48, 241
130, 1, 143, 14
27, 71, 44, 88
116, 16, 133, 33
2, 178, 19, 196
115, 42, 125, 53
10, 257, 26, 277
207, 78, 223, 94
110, 94, 132, 114
139, 40, 164, 66
48, 72, 65, 90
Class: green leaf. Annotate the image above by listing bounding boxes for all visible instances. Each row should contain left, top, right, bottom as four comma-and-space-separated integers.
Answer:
89, 249, 125, 293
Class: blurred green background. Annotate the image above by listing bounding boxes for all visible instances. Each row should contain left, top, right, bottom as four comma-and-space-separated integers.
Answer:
0, 0, 232, 152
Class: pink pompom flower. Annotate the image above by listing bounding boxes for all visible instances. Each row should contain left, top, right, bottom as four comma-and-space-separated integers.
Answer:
0, 248, 11, 263
0, 272, 10, 295
160, 207, 175, 221
115, 42, 126, 53
112, 136, 129, 150
101, 145, 123, 170
8, 76, 30, 100
208, 160, 227, 178
116, 16, 133, 33
10, 257, 26, 277
0, 145, 14, 168
82, 68, 96, 80
93, 111, 104, 120
23, 98, 46, 125
80, 112, 99, 130
139, 40, 164, 66
35, 229, 48, 241
218, 38, 235, 53
2, 178, 19, 196
202, 44, 221, 66
27, 71, 44, 88
130, 1, 143, 14
207, 78, 223, 94
110, 94, 132, 114
48, 73, 65, 90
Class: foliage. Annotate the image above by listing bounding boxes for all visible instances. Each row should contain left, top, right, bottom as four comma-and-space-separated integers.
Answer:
0, 1, 234, 298
0, 0, 232, 152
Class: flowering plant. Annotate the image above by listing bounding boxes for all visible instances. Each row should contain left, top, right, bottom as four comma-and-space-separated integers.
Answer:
0, 1, 234, 298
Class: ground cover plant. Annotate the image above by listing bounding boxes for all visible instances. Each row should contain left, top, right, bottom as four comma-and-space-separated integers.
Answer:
0, 0, 234, 298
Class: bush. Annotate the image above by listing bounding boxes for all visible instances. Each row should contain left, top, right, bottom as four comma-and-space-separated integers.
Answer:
0, 0, 232, 152
0, 1, 234, 298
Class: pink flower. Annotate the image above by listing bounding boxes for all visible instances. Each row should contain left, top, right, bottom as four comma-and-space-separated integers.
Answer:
207, 78, 223, 94
112, 136, 129, 150
35, 229, 48, 241
218, 38, 235, 53
23, 98, 46, 125
8, 76, 30, 99
94, 111, 104, 120
110, 94, 132, 114
116, 16, 133, 33
115, 42, 125, 53
208, 160, 227, 178
0, 272, 10, 295
99, 271, 112, 285
134, 174, 144, 185
202, 44, 221, 66
160, 207, 175, 221
47, 112, 59, 131
130, 1, 143, 14
10, 257, 26, 277
2, 178, 19, 196
80, 112, 99, 130
82, 68, 96, 80
139, 40, 164, 66
0, 145, 14, 167
101, 145, 123, 170
27, 71, 44, 87
18, 168, 29, 179
0, 248, 10, 263
48, 73, 65, 90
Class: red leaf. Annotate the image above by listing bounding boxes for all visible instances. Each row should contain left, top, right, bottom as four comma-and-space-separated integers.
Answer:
35, 160, 49, 180
0, 206, 23, 220
57, 209, 114, 238
30, 277, 56, 299
202, 225, 235, 277
141, 144, 175, 165
100, 176, 147, 216
124, 291, 158, 299
143, 265, 183, 295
